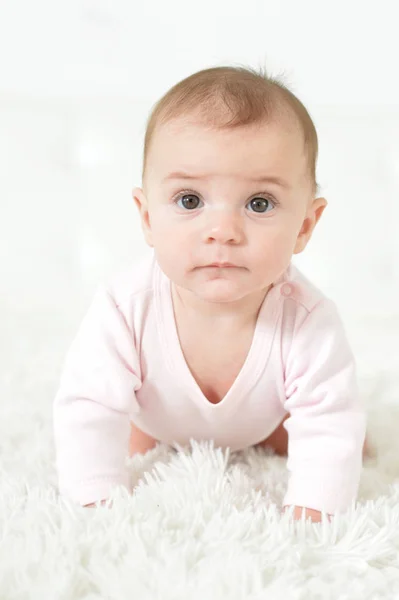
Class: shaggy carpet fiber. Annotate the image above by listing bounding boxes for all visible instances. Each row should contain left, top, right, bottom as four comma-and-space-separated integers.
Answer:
1, 317, 399, 599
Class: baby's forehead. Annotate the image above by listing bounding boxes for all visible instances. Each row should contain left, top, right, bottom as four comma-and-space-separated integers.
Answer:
144, 98, 314, 194
159, 108, 300, 136
151, 120, 304, 172
150, 115, 306, 175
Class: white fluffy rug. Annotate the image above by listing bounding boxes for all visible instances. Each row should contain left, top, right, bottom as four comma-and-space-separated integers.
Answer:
2, 318, 399, 599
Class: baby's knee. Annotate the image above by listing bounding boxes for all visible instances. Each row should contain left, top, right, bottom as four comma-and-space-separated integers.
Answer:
129, 422, 158, 456
256, 415, 289, 456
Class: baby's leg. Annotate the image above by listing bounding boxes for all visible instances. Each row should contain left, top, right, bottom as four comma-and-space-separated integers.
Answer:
256, 413, 371, 458
256, 415, 289, 456
129, 421, 158, 456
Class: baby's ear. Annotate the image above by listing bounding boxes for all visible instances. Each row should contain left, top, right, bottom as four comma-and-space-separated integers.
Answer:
132, 187, 146, 212
312, 196, 327, 226
132, 187, 154, 247
293, 197, 327, 254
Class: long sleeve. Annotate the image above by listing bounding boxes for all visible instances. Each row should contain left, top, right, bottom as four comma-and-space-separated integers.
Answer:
53, 285, 142, 506
282, 298, 367, 514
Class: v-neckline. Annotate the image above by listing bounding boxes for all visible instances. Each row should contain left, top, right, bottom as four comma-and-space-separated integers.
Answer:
154, 258, 284, 414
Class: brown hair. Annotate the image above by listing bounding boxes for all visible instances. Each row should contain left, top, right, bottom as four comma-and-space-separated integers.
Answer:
141, 64, 320, 196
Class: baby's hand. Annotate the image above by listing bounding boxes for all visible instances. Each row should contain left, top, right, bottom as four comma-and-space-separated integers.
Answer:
84, 499, 110, 508
283, 505, 331, 523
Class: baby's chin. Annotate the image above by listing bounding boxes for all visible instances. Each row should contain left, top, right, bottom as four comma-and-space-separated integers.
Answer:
186, 277, 261, 304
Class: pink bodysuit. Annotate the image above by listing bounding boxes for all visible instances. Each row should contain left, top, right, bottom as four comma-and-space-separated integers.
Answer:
53, 252, 366, 512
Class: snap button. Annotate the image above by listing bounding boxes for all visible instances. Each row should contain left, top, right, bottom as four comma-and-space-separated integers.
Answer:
280, 283, 292, 297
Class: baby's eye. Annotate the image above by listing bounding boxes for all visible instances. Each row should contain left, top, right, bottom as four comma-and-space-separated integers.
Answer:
174, 193, 275, 213
176, 194, 202, 210
247, 197, 274, 213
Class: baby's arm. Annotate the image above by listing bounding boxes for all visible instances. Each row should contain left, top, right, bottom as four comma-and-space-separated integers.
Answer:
53, 285, 141, 506
282, 298, 366, 519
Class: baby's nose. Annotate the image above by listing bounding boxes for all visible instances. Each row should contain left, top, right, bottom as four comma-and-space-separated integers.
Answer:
204, 208, 243, 243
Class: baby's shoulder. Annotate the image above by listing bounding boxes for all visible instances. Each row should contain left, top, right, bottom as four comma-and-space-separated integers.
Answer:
102, 251, 156, 310
277, 265, 344, 346
282, 263, 333, 314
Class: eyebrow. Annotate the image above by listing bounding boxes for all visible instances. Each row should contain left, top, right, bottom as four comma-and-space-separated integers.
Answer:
162, 171, 290, 189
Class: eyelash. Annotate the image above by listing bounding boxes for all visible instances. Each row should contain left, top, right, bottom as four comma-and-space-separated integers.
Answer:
171, 189, 279, 211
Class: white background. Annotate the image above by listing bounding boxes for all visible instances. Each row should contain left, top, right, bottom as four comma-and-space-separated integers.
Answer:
1, 0, 398, 379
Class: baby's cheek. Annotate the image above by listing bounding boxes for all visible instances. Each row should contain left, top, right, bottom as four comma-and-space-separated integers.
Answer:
254, 231, 294, 274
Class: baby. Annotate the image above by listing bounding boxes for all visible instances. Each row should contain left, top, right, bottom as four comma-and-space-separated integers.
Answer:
53, 65, 367, 522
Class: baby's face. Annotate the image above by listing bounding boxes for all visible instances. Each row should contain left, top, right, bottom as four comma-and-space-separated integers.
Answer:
134, 115, 323, 304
